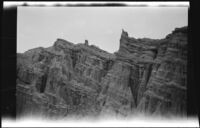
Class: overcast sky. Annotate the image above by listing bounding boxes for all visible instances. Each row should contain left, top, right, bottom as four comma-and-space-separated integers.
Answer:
17, 6, 188, 53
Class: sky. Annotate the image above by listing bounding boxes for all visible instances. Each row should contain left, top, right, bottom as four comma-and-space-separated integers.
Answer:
17, 6, 188, 53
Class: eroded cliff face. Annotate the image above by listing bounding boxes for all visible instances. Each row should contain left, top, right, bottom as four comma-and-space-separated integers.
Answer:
17, 26, 187, 118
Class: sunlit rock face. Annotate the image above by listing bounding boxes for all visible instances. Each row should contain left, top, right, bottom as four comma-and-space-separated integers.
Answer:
17, 26, 187, 118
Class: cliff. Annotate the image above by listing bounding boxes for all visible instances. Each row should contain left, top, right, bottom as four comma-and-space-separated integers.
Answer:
17, 26, 187, 118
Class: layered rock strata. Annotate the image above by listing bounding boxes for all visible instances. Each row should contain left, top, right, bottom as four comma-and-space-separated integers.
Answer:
17, 26, 187, 118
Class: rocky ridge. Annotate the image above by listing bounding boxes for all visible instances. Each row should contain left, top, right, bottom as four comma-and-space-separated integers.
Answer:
17, 26, 187, 118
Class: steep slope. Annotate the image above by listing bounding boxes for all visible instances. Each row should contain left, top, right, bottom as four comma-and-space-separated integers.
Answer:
17, 26, 187, 118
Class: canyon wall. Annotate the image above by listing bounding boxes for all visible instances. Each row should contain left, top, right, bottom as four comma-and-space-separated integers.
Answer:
17, 26, 187, 118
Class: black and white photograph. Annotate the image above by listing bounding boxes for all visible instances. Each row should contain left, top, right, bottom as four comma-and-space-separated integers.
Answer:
1, 1, 199, 127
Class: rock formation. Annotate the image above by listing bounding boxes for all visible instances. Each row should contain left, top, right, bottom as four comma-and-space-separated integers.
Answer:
17, 26, 187, 118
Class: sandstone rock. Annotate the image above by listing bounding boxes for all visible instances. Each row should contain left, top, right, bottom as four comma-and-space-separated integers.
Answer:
84, 40, 89, 45
17, 26, 187, 118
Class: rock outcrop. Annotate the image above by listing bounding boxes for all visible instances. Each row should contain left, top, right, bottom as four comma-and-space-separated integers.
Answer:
17, 26, 187, 118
